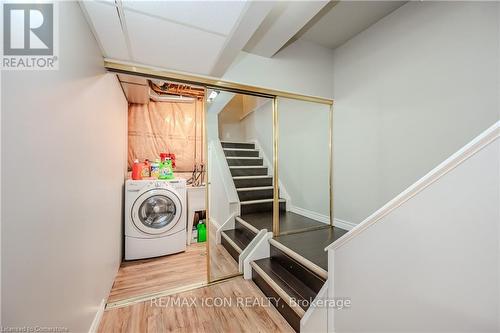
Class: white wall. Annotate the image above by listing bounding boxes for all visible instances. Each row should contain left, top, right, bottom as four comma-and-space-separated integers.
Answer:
240, 100, 273, 160
223, 39, 334, 99
1, 2, 127, 331
329, 133, 500, 332
332, 1, 500, 224
277, 99, 330, 219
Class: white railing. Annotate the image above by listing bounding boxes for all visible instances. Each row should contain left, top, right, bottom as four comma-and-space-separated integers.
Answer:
208, 140, 239, 236
325, 120, 500, 333
326, 120, 500, 252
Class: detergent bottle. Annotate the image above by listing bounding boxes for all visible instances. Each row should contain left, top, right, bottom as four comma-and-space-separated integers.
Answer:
159, 158, 174, 179
131, 159, 143, 180
197, 221, 206, 243
150, 159, 160, 179
159, 158, 174, 180
141, 159, 151, 178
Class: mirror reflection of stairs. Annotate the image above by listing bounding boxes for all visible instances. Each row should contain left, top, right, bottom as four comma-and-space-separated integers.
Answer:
218, 140, 347, 332
220, 140, 283, 260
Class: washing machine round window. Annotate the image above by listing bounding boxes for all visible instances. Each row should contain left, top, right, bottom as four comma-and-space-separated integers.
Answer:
131, 189, 182, 235
138, 195, 176, 229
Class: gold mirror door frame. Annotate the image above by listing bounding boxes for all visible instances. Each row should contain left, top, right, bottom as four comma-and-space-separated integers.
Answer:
271, 98, 334, 237
272, 97, 280, 236
103, 60, 334, 284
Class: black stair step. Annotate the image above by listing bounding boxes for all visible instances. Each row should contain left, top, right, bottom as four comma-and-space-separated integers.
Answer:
252, 267, 301, 332
252, 257, 318, 333
221, 235, 239, 262
253, 258, 317, 311
226, 157, 263, 166
230, 166, 268, 176
235, 217, 259, 235
221, 142, 255, 149
224, 149, 259, 157
237, 187, 273, 201
241, 199, 286, 215
270, 243, 325, 294
221, 228, 256, 262
233, 176, 273, 188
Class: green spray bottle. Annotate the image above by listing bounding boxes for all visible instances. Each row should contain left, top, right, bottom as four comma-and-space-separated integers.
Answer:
197, 221, 206, 243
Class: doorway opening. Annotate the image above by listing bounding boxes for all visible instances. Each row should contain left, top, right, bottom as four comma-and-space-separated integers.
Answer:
107, 74, 210, 308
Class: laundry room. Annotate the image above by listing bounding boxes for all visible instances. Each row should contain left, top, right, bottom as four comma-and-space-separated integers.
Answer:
108, 74, 210, 306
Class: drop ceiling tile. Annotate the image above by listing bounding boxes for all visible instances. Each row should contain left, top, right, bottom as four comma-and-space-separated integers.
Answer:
122, 0, 247, 36
124, 9, 226, 75
80, 1, 130, 60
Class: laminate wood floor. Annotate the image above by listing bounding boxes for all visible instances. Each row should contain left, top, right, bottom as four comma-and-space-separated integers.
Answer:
209, 222, 239, 280
99, 277, 294, 333
108, 243, 207, 304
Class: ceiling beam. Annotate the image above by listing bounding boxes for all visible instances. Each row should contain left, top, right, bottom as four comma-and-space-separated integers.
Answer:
210, 1, 274, 77
244, 1, 329, 58
207, 92, 236, 114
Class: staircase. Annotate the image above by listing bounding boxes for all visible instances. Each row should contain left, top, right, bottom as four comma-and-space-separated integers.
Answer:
251, 239, 326, 332
220, 140, 333, 332
220, 140, 285, 262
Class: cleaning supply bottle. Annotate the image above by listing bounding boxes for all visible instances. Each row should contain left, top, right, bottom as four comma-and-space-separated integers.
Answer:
159, 158, 174, 180
197, 221, 206, 243
142, 159, 151, 178
131, 159, 143, 180
159, 160, 166, 179
150, 159, 160, 179
164, 158, 174, 179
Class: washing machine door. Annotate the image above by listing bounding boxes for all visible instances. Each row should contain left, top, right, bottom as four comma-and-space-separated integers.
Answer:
131, 188, 182, 235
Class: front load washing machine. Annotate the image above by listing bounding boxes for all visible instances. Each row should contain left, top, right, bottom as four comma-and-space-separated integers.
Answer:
125, 179, 187, 260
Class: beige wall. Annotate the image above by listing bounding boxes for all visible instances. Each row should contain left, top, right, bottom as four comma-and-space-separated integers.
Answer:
1, 2, 127, 331
218, 95, 245, 141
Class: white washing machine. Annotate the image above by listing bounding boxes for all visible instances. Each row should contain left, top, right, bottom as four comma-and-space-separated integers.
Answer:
125, 179, 187, 260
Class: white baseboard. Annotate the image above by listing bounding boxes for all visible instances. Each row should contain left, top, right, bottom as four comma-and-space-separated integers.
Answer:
290, 205, 330, 224
288, 205, 357, 231
333, 218, 357, 231
89, 298, 106, 333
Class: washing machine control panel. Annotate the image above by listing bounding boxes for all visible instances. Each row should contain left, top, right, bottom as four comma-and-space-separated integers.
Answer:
126, 179, 186, 191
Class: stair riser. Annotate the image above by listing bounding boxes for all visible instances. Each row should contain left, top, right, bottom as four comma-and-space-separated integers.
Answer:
252, 269, 300, 333
237, 189, 273, 201
224, 150, 259, 157
235, 219, 257, 236
233, 177, 273, 188
221, 236, 240, 262
230, 168, 268, 176
241, 201, 286, 215
227, 158, 264, 166
221, 142, 255, 149
270, 245, 325, 294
